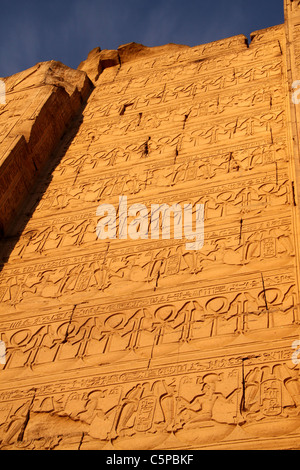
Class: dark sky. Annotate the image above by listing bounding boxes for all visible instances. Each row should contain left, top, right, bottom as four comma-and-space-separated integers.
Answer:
0, 0, 284, 77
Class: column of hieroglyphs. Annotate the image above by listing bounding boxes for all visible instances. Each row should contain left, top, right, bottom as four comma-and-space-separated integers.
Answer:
0, 6, 300, 450
284, 0, 300, 278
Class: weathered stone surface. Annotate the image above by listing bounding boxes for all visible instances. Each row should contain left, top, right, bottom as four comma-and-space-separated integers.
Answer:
0, 61, 93, 235
0, 0, 299, 451
78, 47, 121, 83
117, 41, 187, 63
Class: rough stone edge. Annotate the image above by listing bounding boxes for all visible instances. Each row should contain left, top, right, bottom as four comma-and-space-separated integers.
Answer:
0, 62, 94, 237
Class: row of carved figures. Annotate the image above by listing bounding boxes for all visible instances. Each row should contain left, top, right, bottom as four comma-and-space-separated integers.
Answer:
0, 363, 299, 449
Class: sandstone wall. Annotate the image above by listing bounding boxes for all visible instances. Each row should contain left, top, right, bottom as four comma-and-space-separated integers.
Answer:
0, 0, 299, 450
0, 61, 93, 236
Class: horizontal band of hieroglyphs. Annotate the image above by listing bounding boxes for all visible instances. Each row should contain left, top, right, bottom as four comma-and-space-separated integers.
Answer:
38, 139, 289, 182
22, 169, 291, 224
2, 356, 300, 447
0, 221, 294, 276
48, 137, 287, 184
0, 229, 296, 306
54, 129, 286, 174
1, 284, 296, 361
83, 80, 284, 120
31, 166, 290, 216
98, 43, 283, 91
69, 108, 286, 146
96, 61, 283, 102
121, 34, 283, 69
2, 211, 293, 263
0, 269, 295, 330
0, 347, 292, 402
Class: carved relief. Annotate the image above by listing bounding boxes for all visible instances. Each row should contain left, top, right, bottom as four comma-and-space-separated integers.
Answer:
0, 276, 298, 374
0, 13, 300, 451
1, 356, 300, 450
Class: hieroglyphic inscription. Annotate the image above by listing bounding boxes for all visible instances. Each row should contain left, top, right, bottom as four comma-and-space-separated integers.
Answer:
0, 9, 300, 450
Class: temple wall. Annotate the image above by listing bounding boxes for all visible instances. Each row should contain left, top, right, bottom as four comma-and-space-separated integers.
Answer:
0, 1, 299, 450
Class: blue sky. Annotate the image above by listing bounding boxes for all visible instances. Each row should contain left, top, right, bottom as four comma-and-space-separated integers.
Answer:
0, 0, 284, 77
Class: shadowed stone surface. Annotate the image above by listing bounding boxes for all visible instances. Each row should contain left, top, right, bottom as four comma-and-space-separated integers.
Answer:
0, 61, 93, 235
